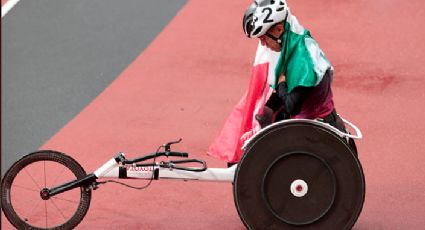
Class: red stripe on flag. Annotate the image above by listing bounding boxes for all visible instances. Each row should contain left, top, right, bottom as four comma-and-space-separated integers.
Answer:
208, 62, 269, 163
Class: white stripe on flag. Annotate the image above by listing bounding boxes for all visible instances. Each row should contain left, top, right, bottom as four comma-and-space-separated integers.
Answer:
253, 42, 281, 88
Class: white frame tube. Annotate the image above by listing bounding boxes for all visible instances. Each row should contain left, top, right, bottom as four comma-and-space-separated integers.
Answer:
99, 163, 236, 183
158, 165, 236, 182
94, 157, 120, 178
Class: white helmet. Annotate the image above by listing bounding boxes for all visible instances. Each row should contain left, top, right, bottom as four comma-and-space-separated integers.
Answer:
243, 0, 289, 38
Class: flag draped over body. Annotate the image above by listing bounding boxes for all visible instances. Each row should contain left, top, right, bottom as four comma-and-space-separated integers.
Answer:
207, 43, 280, 163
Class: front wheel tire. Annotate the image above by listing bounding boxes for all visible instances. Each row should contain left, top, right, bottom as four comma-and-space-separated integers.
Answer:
1, 150, 92, 229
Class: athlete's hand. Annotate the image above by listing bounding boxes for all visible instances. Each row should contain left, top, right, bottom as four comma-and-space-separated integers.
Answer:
278, 74, 286, 84
277, 81, 288, 99
255, 106, 274, 128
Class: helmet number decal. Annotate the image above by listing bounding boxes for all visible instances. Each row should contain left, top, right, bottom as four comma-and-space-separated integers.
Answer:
262, 7, 274, 23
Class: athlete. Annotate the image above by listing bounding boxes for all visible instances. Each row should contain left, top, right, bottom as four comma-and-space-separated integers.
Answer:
243, 0, 346, 132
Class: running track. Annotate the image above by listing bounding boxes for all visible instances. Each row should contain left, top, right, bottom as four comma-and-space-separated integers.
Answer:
2, 0, 425, 229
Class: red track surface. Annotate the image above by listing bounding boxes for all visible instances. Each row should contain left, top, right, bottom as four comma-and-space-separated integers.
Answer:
3, 0, 425, 229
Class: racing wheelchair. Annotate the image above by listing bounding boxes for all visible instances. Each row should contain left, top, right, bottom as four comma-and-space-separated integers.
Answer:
1, 118, 365, 229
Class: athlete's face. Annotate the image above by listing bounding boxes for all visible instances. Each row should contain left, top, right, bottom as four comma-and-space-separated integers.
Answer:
259, 23, 284, 52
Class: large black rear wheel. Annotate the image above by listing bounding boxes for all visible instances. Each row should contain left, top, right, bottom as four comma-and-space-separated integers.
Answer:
234, 120, 365, 230
1, 150, 91, 229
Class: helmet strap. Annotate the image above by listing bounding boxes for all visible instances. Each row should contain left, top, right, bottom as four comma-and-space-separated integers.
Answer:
265, 32, 282, 44
265, 21, 285, 46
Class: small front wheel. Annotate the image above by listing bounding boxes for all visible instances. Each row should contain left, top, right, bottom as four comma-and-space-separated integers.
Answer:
1, 150, 92, 229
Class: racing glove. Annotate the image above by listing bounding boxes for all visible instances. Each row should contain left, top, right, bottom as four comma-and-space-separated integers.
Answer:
255, 106, 274, 128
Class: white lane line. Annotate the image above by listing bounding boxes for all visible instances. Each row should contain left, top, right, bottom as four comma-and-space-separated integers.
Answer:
2, 0, 21, 18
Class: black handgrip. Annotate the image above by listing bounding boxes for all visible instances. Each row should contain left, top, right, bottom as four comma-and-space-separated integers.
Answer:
166, 152, 188, 158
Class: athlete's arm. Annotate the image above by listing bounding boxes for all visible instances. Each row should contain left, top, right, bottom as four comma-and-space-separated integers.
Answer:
277, 82, 311, 116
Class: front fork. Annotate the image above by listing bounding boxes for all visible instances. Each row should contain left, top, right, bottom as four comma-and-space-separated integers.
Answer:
42, 174, 98, 200
42, 153, 125, 200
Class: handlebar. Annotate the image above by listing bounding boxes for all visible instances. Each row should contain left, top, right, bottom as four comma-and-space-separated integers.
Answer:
166, 151, 188, 158
122, 151, 188, 164
120, 138, 189, 164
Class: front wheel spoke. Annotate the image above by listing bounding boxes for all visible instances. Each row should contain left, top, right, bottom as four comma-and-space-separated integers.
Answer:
51, 196, 80, 204
50, 167, 67, 187
11, 184, 40, 192
49, 199, 67, 221
25, 199, 42, 221
44, 161, 47, 188
44, 200, 48, 228
24, 167, 42, 190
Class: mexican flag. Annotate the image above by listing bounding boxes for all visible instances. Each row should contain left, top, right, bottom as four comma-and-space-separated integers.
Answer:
207, 43, 280, 163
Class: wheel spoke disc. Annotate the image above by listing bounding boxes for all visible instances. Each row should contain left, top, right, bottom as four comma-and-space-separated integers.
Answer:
262, 152, 336, 225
